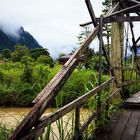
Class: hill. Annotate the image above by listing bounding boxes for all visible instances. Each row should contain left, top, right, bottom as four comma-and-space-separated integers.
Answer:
0, 26, 42, 51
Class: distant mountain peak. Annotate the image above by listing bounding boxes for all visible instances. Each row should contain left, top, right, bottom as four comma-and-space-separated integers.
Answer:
0, 26, 42, 51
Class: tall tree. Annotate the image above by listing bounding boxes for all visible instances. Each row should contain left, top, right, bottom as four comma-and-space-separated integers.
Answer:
102, 0, 112, 56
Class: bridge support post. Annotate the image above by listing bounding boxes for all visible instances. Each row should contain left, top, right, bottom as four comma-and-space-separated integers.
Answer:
110, 0, 124, 96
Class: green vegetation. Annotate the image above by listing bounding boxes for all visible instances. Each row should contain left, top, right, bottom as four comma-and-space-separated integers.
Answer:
0, 45, 56, 106
0, 44, 110, 107
0, 125, 12, 140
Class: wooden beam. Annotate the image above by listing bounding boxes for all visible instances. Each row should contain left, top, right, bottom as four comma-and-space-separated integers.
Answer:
80, 16, 140, 26
108, 2, 120, 15
74, 106, 81, 140
80, 2, 120, 27
9, 58, 79, 140
128, 0, 140, 4
131, 36, 140, 49
33, 25, 99, 104
80, 111, 97, 133
63, 25, 99, 67
85, 0, 112, 75
106, 4, 140, 18
99, 16, 140, 23
20, 78, 114, 140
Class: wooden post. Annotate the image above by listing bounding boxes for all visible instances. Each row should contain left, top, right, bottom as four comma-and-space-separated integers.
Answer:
96, 15, 103, 128
111, 0, 124, 95
74, 106, 81, 140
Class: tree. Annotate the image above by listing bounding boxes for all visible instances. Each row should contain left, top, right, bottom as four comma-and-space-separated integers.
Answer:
102, 0, 112, 56
21, 65, 33, 83
11, 45, 29, 62
37, 55, 53, 65
2, 49, 11, 59
29, 48, 50, 60
20, 56, 34, 64
77, 26, 92, 44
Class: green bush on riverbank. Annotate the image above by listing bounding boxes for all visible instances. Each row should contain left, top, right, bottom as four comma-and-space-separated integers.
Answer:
0, 61, 61, 106
0, 60, 109, 107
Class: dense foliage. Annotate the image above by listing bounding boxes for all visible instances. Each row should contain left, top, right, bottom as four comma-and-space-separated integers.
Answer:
0, 45, 110, 107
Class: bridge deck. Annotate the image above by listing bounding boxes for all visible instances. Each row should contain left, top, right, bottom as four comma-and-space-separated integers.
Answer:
124, 91, 140, 109
96, 91, 140, 140
96, 109, 140, 140
108, 109, 140, 140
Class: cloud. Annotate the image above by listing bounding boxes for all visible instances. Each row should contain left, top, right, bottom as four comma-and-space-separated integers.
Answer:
0, 0, 102, 58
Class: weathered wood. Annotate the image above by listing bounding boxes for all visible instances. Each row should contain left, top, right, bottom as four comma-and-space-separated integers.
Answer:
124, 91, 140, 109
85, 0, 113, 77
9, 58, 79, 140
121, 110, 140, 140
128, 0, 140, 4
111, 0, 124, 89
98, 15, 103, 86
119, 80, 140, 87
80, 2, 120, 27
135, 118, 140, 140
33, 26, 99, 103
108, 2, 120, 15
97, 15, 103, 122
80, 111, 97, 133
109, 110, 132, 140
74, 106, 81, 140
64, 25, 99, 67
20, 78, 114, 140
108, 88, 121, 102
106, 4, 140, 18
100, 16, 140, 23
131, 36, 140, 49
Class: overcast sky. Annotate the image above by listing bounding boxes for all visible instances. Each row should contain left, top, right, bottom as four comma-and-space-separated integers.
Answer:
0, 0, 139, 58
0, 0, 103, 58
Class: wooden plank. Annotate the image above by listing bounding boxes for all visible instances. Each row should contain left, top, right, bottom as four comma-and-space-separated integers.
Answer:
121, 110, 140, 140
95, 16, 140, 23
124, 91, 140, 109
125, 91, 140, 103
135, 118, 140, 140
20, 78, 114, 140
109, 110, 132, 140
9, 58, 78, 140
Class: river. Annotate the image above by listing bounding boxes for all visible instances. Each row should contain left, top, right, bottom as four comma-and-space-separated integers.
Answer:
0, 107, 91, 139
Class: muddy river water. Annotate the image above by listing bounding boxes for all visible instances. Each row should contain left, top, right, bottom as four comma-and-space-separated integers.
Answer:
0, 107, 90, 139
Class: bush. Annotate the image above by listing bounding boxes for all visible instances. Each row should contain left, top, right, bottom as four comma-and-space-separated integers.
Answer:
21, 65, 33, 83
20, 56, 34, 64
56, 69, 109, 106
37, 55, 53, 65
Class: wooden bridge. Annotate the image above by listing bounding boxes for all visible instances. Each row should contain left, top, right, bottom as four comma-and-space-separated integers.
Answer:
9, 0, 140, 140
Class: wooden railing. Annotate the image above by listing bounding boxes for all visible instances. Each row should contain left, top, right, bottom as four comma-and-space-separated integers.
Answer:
19, 77, 123, 140
112, 66, 140, 87
9, 0, 140, 139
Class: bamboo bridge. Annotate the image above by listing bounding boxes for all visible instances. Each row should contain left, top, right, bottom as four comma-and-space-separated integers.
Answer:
9, 0, 140, 139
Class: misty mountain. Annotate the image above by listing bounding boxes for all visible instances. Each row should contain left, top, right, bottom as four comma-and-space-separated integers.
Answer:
0, 26, 42, 51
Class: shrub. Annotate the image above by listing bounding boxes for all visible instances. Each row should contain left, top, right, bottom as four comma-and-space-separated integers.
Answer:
20, 56, 34, 64
21, 65, 33, 83
37, 55, 53, 65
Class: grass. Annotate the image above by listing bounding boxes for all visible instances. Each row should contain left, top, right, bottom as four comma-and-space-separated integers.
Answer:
0, 125, 12, 140
0, 61, 127, 139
